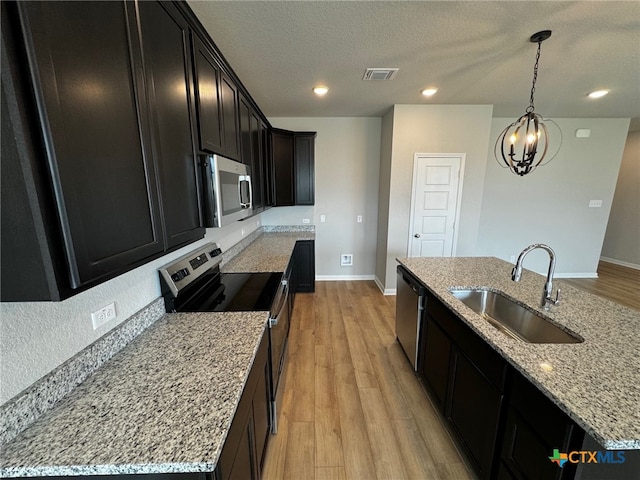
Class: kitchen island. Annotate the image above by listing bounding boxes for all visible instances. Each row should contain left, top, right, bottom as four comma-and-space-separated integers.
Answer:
397, 256, 640, 451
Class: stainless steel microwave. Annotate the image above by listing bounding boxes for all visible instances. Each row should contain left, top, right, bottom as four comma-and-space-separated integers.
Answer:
202, 155, 252, 227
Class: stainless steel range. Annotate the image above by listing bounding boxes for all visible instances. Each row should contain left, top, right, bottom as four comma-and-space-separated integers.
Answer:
158, 243, 291, 434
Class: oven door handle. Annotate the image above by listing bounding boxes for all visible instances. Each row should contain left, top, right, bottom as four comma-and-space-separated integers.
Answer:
269, 280, 289, 327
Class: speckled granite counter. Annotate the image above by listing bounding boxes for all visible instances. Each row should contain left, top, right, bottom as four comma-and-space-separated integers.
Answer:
222, 230, 315, 273
0, 311, 268, 477
397, 256, 640, 450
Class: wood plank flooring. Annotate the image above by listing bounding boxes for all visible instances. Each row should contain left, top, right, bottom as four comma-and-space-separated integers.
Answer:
561, 261, 640, 311
261, 281, 475, 480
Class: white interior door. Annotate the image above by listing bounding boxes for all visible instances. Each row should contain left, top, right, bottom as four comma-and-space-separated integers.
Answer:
409, 155, 464, 257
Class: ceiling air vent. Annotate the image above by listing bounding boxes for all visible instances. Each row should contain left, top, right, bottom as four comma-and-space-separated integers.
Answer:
362, 68, 399, 81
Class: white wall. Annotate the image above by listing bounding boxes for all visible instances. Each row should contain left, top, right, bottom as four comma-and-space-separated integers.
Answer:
376, 105, 494, 291
375, 109, 394, 289
0, 218, 262, 405
476, 118, 630, 277
268, 117, 382, 279
601, 129, 640, 268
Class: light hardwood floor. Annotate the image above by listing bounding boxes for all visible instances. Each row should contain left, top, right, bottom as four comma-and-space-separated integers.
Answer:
261, 281, 476, 480
561, 261, 640, 311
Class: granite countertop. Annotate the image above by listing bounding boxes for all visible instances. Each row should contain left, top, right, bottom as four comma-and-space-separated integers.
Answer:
0, 311, 268, 477
397, 256, 640, 450
222, 231, 315, 273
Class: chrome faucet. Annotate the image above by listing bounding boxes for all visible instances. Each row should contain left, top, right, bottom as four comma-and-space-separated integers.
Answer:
511, 243, 561, 310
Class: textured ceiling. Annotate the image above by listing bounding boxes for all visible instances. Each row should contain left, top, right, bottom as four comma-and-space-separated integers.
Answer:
187, 1, 640, 128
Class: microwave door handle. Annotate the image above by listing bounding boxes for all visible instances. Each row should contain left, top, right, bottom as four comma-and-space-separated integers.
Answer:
246, 175, 253, 209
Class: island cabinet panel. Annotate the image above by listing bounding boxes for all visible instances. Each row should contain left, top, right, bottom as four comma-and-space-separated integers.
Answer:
418, 291, 507, 480
416, 287, 586, 480
419, 314, 451, 411
498, 371, 584, 480
138, 0, 204, 249
218, 328, 270, 480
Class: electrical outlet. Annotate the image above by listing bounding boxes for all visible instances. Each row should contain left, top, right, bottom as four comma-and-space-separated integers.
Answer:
320, 215, 326, 223
302, 218, 310, 224
91, 302, 116, 330
340, 254, 353, 267
510, 255, 516, 263
356, 215, 363, 223
589, 200, 603, 208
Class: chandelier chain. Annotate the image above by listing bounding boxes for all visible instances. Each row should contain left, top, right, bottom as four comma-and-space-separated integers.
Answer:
527, 41, 542, 113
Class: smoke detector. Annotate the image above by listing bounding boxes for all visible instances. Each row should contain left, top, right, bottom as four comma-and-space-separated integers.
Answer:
362, 68, 399, 80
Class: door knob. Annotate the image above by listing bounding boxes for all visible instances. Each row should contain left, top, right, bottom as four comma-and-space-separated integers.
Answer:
414, 234, 421, 238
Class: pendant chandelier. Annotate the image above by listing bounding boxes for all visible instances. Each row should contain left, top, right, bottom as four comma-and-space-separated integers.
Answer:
495, 30, 561, 176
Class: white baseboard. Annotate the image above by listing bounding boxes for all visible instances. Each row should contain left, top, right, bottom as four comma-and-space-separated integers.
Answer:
555, 272, 598, 279
373, 276, 396, 295
315, 275, 375, 281
599, 256, 640, 270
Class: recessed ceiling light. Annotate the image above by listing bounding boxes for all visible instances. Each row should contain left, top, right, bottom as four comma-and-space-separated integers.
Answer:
313, 85, 328, 96
588, 89, 609, 99
421, 88, 438, 97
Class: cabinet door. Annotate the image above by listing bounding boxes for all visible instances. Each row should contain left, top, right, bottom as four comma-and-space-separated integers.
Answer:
419, 315, 451, 412
17, 1, 164, 288
192, 36, 223, 154
261, 121, 274, 208
250, 112, 265, 212
294, 240, 315, 293
272, 130, 295, 206
220, 73, 240, 160
294, 133, 315, 205
500, 371, 583, 480
226, 410, 258, 480
253, 353, 271, 472
138, 1, 203, 249
447, 352, 503, 479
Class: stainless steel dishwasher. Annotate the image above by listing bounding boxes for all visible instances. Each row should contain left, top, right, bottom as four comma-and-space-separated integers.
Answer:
396, 266, 426, 371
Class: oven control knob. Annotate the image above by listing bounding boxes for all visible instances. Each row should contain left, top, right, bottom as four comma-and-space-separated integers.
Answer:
210, 247, 222, 257
171, 268, 190, 282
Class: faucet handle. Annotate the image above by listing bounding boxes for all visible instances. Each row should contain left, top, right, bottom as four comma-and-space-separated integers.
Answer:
550, 288, 561, 306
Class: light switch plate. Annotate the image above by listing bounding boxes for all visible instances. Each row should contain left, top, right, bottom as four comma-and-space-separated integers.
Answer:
589, 200, 603, 208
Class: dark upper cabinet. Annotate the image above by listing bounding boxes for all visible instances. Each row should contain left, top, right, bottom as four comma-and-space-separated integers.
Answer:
1, 0, 206, 301
261, 120, 274, 208
271, 129, 295, 206
239, 93, 265, 212
294, 134, 315, 205
4, 0, 165, 294
138, 1, 204, 249
191, 34, 240, 162
271, 128, 316, 206
192, 35, 223, 155
219, 73, 240, 160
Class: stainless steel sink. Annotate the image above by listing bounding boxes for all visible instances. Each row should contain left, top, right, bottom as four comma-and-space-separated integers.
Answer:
450, 288, 583, 344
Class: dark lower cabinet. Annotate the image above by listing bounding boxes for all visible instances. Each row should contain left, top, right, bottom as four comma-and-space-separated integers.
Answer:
499, 371, 584, 480
419, 315, 451, 411
293, 240, 315, 293
447, 351, 504, 478
416, 291, 584, 480
218, 327, 271, 480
